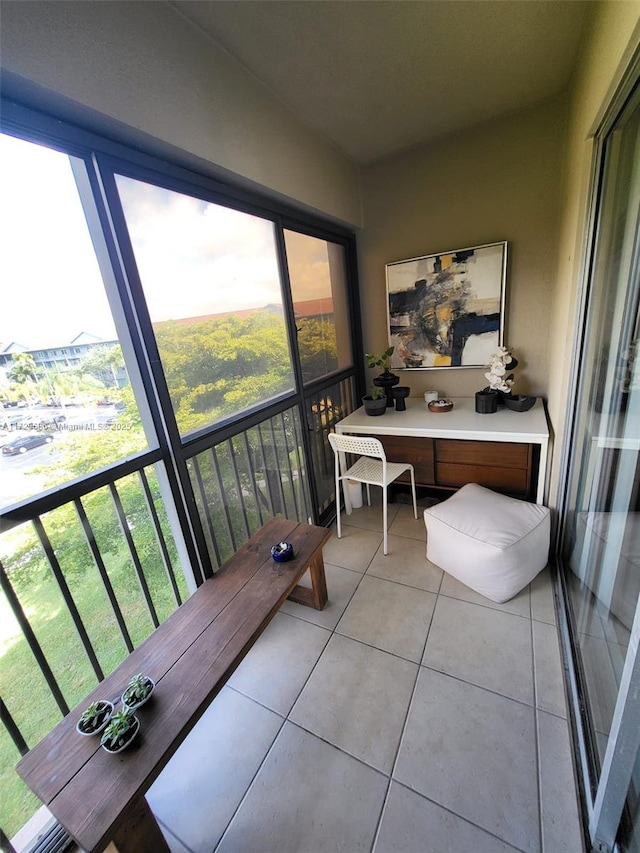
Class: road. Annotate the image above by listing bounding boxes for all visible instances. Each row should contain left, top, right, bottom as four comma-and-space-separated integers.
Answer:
0, 405, 124, 509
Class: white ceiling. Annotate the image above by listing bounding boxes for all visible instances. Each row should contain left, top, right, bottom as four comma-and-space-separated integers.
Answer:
172, 0, 591, 165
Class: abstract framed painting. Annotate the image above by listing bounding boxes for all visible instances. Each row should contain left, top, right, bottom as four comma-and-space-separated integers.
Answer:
385, 241, 507, 369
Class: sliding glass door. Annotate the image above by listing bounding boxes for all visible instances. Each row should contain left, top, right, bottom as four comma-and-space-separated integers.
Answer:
561, 81, 640, 851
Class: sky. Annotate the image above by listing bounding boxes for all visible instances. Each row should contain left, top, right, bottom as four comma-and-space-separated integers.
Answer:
0, 133, 117, 348
0, 133, 333, 352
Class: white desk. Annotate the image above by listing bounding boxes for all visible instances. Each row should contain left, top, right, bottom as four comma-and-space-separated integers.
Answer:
336, 396, 549, 504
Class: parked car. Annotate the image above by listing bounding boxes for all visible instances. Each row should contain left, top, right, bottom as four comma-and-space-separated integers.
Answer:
2, 434, 54, 455
17, 413, 66, 430
0, 414, 28, 431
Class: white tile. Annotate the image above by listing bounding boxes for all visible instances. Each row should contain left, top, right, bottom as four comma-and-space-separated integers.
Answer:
395, 668, 539, 852
530, 568, 556, 625
322, 524, 382, 572
337, 574, 436, 662
338, 494, 400, 533
290, 634, 418, 773
228, 611, 331, 715
538, 710, 584, 853
217, 722, 387, 853
366, 535, 443, 593
440, 571, 531, 618
388, 503, 426, 541
422, 596, 534, 705
279, 562, 363, 629
147, 687, 283, 853
374, 782, 519, 853
533, 620, 567, 718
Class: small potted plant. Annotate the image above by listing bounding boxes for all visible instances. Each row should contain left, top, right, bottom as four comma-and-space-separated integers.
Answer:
366, 347, 399, 406
121, 673, 155, 711
76, 699, 114, 737
365, 346, 395, 373
362, 387, 387, 416
100, 708, 140, 754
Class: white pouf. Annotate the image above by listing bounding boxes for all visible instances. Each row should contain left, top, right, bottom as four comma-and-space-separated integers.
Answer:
423, 483, 551, 603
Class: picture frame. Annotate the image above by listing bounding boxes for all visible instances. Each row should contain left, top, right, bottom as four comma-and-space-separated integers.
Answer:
385, 241, 507, 369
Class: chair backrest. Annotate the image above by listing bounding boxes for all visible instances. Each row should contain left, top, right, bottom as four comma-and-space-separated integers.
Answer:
328, 432, 386, 460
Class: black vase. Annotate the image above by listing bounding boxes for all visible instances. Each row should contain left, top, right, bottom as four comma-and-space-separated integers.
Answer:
475, 390, 498, 414
392, 386, 410, 411
373, 370, 400, 407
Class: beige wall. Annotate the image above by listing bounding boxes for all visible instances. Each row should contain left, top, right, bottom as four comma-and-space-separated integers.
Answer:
0, 0, 361, 227
546, 1, 640, 504
358, 96, 567, 401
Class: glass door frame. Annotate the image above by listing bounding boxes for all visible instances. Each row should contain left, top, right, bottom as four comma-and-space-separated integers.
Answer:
555, 48, 640, 853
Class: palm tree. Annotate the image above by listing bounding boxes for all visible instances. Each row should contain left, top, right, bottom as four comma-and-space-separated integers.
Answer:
8, 353, 39, 385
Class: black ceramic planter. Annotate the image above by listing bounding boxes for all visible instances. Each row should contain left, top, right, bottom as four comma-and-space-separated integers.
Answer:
363, 395, 387, 416
392, 386, 410, 411
475, 390, 498, 414
503, 394, 536, 412
373, 370, 400, 407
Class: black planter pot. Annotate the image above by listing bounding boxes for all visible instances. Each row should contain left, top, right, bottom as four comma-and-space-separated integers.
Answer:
475, 390, 499, 414
373, 370, 400, 407
503, 394, 536, 412
363, 395, 387, 416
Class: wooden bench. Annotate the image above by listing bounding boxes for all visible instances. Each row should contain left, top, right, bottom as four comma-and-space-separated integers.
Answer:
17, 517, 330, 853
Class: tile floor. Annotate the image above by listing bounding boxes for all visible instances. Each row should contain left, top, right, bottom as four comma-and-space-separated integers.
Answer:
147, 497, 585, 853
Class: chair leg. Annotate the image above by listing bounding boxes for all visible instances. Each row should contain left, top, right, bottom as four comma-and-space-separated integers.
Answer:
366, 484, 371, 506
410, 469, 417, 519
383, 487, 388, 555
335, 467, 343, 539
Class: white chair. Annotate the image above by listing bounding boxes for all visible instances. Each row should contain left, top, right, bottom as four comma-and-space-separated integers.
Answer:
328, 432, 417, 555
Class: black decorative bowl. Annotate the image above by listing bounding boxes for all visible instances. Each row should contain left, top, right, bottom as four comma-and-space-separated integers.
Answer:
504, 395, 536, 412
271, 541, 294, 562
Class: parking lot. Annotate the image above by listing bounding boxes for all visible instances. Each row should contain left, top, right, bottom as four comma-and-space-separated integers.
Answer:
0, 404, 129, 508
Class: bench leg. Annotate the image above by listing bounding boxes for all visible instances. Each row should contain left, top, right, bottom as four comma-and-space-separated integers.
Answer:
105, 796, 170, 853
287, 551, 328, 610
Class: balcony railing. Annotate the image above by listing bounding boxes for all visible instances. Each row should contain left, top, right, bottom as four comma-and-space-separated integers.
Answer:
0, 379, 355, 842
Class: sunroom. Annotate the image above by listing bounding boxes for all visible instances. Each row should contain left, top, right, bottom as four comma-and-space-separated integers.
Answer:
1, 2, 640, 852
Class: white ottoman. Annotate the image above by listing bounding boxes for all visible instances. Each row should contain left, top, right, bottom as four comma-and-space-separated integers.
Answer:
423, 483, 550, 603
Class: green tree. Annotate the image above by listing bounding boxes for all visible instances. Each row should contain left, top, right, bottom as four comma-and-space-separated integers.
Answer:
79, 345, 125, 389
155, 311, 293, 434
297, 318, 338, 382
8, 353, 39, 385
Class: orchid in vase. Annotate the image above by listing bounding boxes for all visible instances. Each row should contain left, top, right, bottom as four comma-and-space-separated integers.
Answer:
483, 347, 518, 394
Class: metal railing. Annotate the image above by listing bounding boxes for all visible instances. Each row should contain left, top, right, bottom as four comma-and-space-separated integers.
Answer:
0, 451, 183, 733
0, 379, 356, 843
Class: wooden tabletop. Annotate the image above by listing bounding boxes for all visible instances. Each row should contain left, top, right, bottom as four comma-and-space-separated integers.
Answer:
17, 517, 330, 852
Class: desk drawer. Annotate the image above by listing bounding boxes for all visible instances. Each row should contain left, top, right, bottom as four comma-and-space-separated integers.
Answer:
436, 439, 530, 469
436, 462, 529, 495
378, 435, 435, 485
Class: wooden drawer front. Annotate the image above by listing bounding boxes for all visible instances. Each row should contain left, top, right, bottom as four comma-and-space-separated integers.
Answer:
436, 462, 529, 495
378, 435, 435, 485
436, 439, 530, 469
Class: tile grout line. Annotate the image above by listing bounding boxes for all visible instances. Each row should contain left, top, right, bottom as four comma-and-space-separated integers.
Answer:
373, 558, 532, 853
214, 529, 382, 851
369, 557, 443, 851
211, 712, 288, 853
531, 593, 544, 853
386, 779, 531, 853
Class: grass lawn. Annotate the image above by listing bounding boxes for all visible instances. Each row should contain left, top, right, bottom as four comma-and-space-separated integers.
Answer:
1, 551, 189, 839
